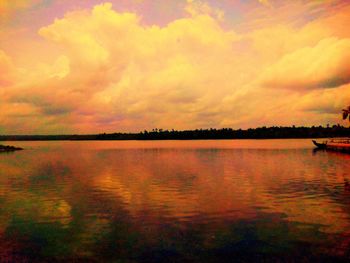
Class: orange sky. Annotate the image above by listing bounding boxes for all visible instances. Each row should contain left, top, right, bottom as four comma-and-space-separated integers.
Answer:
0, 0, 350, 134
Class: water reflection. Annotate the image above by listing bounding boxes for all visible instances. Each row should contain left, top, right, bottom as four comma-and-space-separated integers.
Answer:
1, 140, 350, 262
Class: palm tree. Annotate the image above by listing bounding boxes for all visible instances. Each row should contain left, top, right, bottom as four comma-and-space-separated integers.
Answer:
342, 106, 350, 121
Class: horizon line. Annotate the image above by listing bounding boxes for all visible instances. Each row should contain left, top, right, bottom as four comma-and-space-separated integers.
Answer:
0, 124, 348, 137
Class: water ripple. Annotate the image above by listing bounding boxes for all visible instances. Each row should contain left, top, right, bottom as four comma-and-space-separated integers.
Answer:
1, 140, 350, 261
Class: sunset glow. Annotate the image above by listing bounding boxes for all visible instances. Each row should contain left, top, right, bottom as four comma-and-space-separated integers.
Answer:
1, 0, 350, 134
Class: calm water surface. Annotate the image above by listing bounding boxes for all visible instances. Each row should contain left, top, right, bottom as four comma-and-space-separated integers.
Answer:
1, 139, 350, 262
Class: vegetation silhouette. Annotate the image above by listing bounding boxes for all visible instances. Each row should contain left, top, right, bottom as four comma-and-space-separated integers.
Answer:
343, 106, 350, 122
0, 145, 23, 152
0, 125, 349, 141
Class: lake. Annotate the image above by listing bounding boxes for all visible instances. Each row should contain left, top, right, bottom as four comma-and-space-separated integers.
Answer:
1, 139, 350, 262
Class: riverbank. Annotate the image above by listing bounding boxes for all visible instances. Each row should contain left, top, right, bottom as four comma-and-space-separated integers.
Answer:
0, 126, 349, 141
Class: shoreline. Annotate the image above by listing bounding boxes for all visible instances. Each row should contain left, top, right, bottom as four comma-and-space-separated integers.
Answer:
0, 126, 349, 141
0, 137, 349, 142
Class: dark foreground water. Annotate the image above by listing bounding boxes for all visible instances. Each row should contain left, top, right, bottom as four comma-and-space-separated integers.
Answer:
1, 140, 350, 262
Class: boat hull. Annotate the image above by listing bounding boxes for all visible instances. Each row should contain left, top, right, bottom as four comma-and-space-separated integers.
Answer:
312, 140, 327, 149
312, 139, 350, 152
326, 142, 350, 152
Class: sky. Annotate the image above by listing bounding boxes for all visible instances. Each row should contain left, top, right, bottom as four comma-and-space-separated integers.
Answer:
0, 0, 350, 134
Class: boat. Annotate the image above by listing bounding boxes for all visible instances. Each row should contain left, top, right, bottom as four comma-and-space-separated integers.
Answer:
312, 140, 327, 149
312, 138, 350, 152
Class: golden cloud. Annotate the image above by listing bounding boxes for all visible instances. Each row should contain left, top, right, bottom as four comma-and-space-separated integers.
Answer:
27, 2, 240, 132
260, 37, 350, 90
1, 1, 350, 133
298, 83, 350, 114
258, 0, 270, 6
0, 50, 15, 86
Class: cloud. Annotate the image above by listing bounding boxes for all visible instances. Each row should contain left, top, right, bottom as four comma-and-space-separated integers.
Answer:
185, 0, 224, 21
0, 50, 15, 87
1, 1, 350, 133
260, 37, 350, 90
298, 84, 350, 114
2, 2, 241, 133
258, 0, 270, 6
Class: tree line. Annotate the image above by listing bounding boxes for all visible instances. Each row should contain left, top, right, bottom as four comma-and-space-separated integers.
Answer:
0, 125, 349, 141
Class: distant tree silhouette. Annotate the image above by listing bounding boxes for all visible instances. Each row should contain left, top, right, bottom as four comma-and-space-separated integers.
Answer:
342, 106, 350, 122
1, 125, 350, 141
